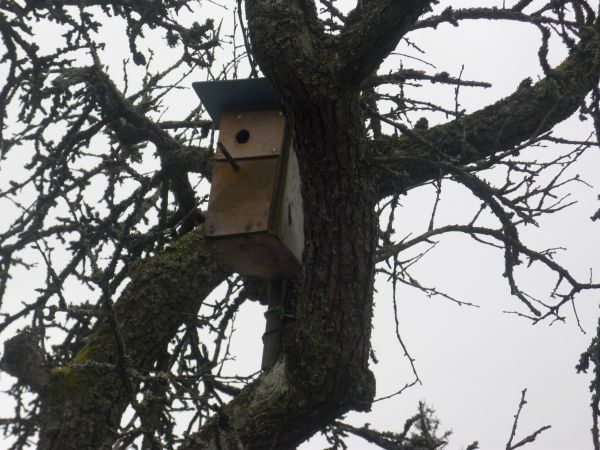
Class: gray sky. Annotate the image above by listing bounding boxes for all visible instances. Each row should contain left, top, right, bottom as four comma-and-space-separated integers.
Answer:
1, 1, 599, 449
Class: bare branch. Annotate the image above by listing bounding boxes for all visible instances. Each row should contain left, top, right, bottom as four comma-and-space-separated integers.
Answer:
505, 389, 552, 450
376, 19, 600, 198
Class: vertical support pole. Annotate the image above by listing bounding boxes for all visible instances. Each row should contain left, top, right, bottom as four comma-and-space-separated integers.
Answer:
261, 279, 285, 370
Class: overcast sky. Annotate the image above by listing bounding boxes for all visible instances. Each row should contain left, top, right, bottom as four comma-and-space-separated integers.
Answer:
1, 1, 600, 449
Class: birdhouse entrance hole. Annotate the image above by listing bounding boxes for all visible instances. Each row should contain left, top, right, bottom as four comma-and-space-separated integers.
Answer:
235, 129, 250, 144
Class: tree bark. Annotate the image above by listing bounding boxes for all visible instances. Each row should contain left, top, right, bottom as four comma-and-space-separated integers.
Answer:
38, 227, 227, 450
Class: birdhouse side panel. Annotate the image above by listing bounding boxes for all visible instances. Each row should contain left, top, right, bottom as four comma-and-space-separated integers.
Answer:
272, 147, 304, 265
218, 109, 286, 160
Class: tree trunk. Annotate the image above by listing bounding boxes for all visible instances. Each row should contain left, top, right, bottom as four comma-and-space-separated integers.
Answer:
286, 92, 377, 413
183, 89, 377, 450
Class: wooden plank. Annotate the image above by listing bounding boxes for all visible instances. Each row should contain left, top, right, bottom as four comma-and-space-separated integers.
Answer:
218, 109, 285, 159
205, 158, 278, 237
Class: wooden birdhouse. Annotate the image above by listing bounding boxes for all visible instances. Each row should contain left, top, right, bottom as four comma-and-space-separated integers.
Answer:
193, 78, 304, 279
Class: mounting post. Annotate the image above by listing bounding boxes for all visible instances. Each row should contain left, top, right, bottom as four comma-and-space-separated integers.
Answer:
261, 279, 285, 370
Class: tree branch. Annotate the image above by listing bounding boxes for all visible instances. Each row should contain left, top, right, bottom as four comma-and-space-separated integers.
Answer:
0, 331, 48, 393
245, 0, 330, 102
54, 66, 210, 224
375, 21, 600, 199
337, 0, 435, 85
37, 226, 227, 449
505, 389, 551, 450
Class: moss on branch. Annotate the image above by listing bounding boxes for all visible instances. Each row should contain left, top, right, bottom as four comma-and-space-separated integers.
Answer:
39, 226, 227, 449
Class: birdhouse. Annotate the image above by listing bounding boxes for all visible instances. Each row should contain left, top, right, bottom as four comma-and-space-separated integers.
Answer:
193, 78, 304, 279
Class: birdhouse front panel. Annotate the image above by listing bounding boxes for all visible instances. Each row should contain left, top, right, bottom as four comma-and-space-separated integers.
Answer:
218, 109, 285, 160
204, 158, 278, 237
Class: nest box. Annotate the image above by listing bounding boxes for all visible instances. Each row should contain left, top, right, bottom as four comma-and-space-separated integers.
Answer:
193, 78, 304, 279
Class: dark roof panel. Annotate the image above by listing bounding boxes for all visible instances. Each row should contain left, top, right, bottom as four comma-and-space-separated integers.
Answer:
192, 78, 279, 128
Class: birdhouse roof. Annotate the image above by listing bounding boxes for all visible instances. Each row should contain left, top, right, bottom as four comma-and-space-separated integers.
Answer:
192, 78, 279, 128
